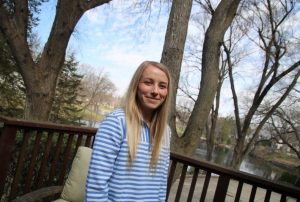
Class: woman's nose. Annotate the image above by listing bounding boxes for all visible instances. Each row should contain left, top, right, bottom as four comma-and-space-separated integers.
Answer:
151, 85, 158, 94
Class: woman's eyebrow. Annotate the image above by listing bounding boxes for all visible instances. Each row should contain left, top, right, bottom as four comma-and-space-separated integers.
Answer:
141, 77, 152, 81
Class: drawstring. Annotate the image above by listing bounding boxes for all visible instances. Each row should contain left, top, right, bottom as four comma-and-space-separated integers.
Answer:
144, 121, 152, 151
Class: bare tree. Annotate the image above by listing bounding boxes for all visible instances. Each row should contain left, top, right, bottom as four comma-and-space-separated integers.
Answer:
162, 0, 241, 159
205, 53, 227, 160
268, 105, 300, 160
225, 0, 300, 169
79, 64, 116, 127
182, 40, 229, 161
0, 0, 111, 121
180, 7, 249, 161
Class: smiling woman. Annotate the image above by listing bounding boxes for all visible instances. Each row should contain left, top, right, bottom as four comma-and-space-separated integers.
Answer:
137, 64, 169, 125
85, 61, 173, 201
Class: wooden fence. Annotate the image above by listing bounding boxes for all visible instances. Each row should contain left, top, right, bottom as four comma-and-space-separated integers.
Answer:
0, 116, 299, 201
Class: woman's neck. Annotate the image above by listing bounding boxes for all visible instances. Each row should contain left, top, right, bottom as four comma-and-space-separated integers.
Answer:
143, 114, 152, 126
140, 109, 153, 126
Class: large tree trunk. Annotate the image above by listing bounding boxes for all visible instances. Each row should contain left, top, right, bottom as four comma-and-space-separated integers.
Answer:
160, 0, 240, 185
161, 0, 193, 139
23, 70, 58, 120
0, 0, 111, 121
160, 0, 193, 184
172, 0, 241, 156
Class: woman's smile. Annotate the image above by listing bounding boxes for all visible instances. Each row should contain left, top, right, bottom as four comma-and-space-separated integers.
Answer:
137, 65, 169, 118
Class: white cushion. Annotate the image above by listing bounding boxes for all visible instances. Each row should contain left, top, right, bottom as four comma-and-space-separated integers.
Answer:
56, 146, 92, 202
53, 199, 68, 202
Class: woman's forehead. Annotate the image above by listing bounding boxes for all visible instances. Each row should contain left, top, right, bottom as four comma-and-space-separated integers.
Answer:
141, 65, 168, 81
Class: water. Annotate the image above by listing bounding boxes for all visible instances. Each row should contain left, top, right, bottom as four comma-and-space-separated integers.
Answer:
194, 146, 300, 186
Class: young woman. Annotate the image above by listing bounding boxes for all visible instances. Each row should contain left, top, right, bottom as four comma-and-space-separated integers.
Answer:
85, 61, 172, 201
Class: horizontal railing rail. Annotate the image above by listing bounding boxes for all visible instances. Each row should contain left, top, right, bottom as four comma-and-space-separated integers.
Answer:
167, 152, 300, 201
0, 116, 96, 201
1, 116, 299, 202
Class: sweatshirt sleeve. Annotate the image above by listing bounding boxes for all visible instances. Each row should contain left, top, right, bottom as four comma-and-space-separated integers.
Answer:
159, 126, 171, 201
85, 113, 123, 202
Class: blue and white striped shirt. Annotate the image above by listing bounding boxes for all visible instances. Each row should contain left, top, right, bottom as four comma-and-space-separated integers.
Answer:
85, 109, 170, 202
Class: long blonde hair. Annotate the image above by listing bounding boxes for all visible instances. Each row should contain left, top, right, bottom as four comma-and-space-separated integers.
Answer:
122, 61, 172, 168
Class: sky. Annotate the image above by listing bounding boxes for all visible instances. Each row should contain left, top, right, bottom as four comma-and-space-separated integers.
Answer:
35, 0, 171, 96
34, 0, 240, 116
35, 0, 299, 117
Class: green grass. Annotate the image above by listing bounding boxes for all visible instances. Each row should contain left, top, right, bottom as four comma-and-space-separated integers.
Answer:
254, 146, 300, 167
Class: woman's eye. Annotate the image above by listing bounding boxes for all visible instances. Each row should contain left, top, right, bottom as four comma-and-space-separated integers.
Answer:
159, 85, 167, 89
144, 81, 152, 85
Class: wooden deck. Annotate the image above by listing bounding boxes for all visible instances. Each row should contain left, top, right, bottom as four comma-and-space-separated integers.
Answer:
168, 176, 297, 202
0, 116, 299, 202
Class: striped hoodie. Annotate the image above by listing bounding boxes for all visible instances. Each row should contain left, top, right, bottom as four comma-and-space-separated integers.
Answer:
85, 108, 170, 202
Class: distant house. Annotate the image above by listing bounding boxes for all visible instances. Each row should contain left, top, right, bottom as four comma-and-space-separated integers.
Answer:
272, 132, 299, 155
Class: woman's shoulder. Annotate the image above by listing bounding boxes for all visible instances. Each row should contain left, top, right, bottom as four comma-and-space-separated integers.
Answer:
104, 108, 126, 122
108, 108, 125, 116
99, 108, 126, 132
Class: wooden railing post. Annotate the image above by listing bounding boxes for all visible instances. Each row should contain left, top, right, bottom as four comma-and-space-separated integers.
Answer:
1, 117, 300, 201
213, 175, 230, 202
166, 160, 177, 200
0, 124, 17, 196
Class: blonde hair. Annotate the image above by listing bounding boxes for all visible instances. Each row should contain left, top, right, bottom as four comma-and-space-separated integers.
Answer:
122, 61, 172, 169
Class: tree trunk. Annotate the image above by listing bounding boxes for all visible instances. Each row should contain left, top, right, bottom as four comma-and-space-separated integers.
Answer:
159, 0, 193, 187
161, 0, 193, 140
206, 121, 214, 161
23, 72, 58, 120
173, 0, 241, 156
0, 0, 111, 121
231, 135, 246, 169
206, 73, 223, 161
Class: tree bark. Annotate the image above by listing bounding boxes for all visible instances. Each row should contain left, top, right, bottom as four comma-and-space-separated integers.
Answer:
170, 0, 241, 156
0, 0, 111, 121
206, 77, 222, 161
161, 0, 193, 140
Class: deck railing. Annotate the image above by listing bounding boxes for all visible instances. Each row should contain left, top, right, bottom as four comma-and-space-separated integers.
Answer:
0, 116, 299, 202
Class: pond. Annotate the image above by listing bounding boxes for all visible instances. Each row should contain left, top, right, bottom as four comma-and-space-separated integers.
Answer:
194, 145, 300, 187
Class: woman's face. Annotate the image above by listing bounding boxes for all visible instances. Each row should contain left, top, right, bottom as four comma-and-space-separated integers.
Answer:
137, 65, 169, 117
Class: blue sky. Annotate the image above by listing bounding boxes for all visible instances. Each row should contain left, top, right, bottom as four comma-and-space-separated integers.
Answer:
35, 0, 170, 96
36, 0, 300, 117
34, 0, 237, 116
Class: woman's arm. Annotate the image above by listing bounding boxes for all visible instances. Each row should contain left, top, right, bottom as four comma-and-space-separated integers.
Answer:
85, 113, 123, 202
159, 126, 171, 201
